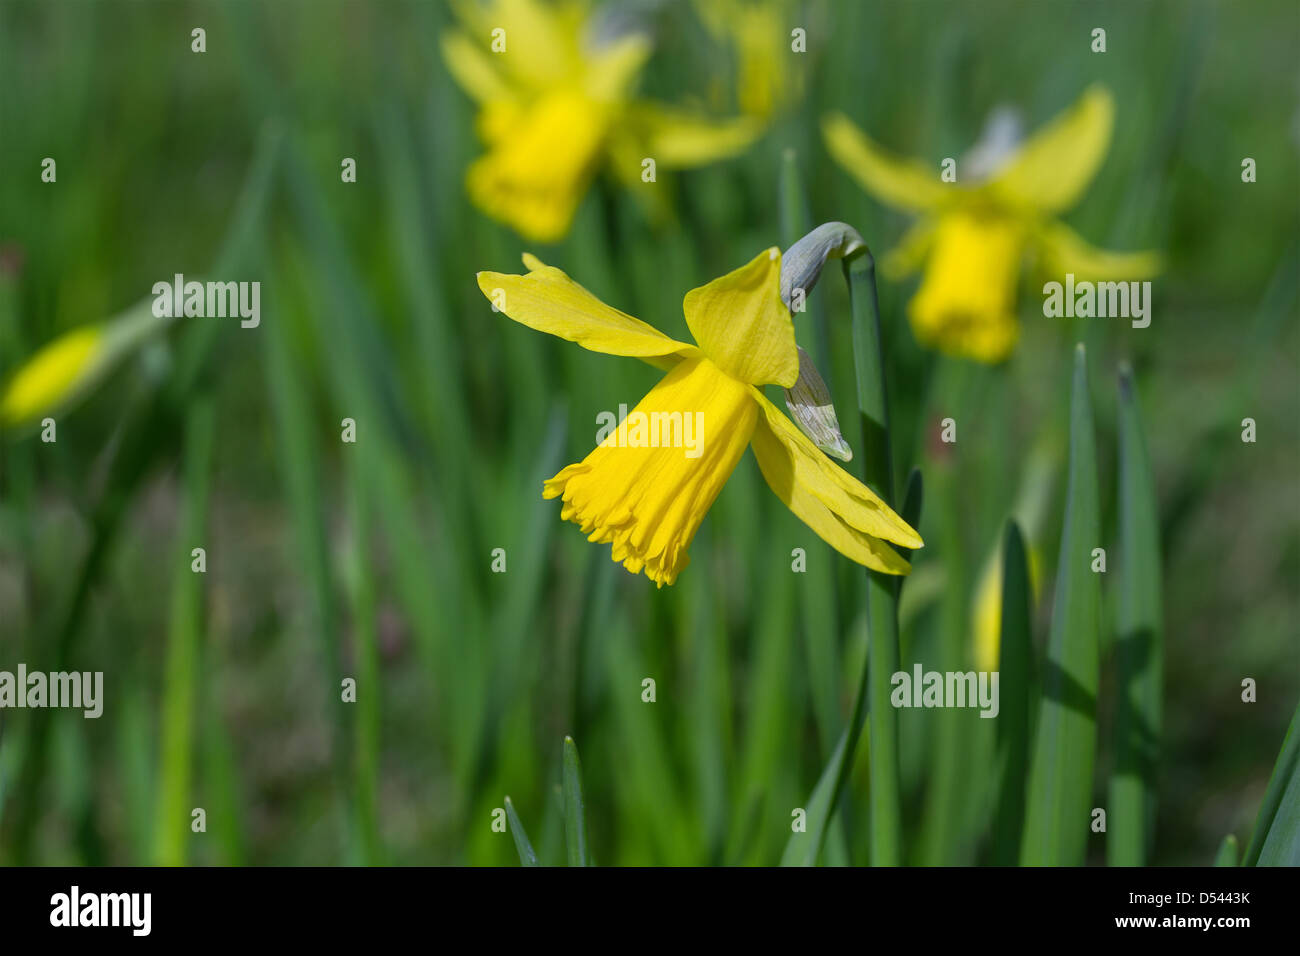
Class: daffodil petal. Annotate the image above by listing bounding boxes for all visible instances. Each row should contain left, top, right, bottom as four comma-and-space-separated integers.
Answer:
750, 387, 923, 552
626, 101, 760, 167
972, 549, 1004, 672
440, 29, 514, 104
584, 33, 652, 103
972, 536, 1043, 672
682, 247, 797, 388
1034, 220, 1162, 280
880, 218, 938, 281
450, 0, 580, 90
478, 255, 699, 366
987, 84, 1114, 214
750, 406, 912, 575
822, 112, 951, 213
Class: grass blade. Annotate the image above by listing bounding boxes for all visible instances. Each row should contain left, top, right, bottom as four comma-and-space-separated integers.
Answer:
1109, 364, 1164, 865
1022, 344, 1101, 866
153, 395, 215, 866
1214, 834, 1239, 867
562, 736, 589, 867
504, 796, 540, 867
1244, 701, 1300, 866
780, 726, 850, 866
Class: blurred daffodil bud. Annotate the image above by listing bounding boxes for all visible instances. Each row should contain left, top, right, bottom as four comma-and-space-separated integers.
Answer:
1, 305, 163, 429
783, 347, 852, 462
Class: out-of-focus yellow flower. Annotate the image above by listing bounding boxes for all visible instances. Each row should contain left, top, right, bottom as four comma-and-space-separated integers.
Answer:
477, 247, 921, 585
1, 326, 105, 426
695, 0, 801, 119
444, 0, 760, 242
1, 307, 162, 428
971, 447, 1055, 670
823, 85, 1160, 363
973, 540, 1042, 673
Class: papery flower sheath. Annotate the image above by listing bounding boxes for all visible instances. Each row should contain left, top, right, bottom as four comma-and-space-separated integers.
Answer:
477, 248, 922, 586
823, 84, 1160, 363
443, 0, 760, 242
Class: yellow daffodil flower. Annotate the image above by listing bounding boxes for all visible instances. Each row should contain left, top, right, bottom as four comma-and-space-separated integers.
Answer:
478, 247, 922, 586
823, 85, 1160, 363
443, 0, 760, 242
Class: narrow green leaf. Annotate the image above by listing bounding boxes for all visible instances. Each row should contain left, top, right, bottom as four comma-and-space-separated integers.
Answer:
153, 396, 216, 866
1022, 344, 1101, 866
1214, 834, 1239, 867
1244, 701, 1300, 866
779, 148, 811, 251
780, 725, 850, 866
504, 796, 540, 867
898, 468, 924, 563
562, 736, 589, 867
991, 520, 1034, 865
1109, 365, 1164, 866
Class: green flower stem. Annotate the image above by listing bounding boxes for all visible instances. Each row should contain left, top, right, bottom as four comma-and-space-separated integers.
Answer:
845, 250, 904, 866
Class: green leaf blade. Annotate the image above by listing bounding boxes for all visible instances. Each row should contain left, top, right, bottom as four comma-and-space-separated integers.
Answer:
1214, 834, 1239, 867
1245, 702, 1300, 866
504, 796, 540, 867
1022, 344, 1101, 866
563, 736, 590, 867
1109, 365, 1164, 866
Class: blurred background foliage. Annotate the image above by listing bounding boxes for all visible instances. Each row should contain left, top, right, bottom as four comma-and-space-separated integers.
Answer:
0, 0, 1296, 865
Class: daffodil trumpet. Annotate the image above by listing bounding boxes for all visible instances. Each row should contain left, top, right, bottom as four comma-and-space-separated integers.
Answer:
823, 84, 1160, 363
478, 246, 922, 586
